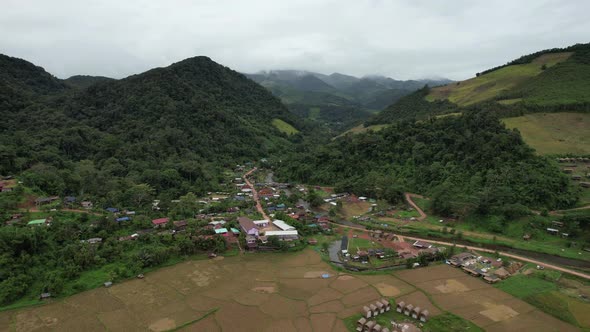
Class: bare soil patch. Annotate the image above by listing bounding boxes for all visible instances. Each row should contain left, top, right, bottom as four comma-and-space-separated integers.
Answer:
480, 304, 519, 322
310, 313, 336, 332
434, 279, 470, 293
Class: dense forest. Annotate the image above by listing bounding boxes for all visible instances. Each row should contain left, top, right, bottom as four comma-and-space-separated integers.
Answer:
0, 55, 301, 206
277, 111, 579, 216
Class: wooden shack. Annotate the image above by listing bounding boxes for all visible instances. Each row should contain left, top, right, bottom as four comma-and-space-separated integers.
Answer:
419, 309, 430, 322
396, 301, 406, 313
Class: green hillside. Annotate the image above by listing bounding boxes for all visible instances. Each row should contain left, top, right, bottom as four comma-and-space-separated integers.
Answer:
0, 55, 299, 200
503, 113, 590, 155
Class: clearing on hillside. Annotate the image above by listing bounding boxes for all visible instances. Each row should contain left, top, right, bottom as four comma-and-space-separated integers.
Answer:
502, 112, 590, 155
272, 118, 299, 135
427, 52, 572, 106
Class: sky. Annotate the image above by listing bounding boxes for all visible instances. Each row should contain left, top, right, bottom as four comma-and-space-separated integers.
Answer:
1, 0, 589, 81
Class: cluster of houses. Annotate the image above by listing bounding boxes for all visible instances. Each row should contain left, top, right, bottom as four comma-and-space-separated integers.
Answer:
390, 240, 443, 260
449, 252, 520, 284
546, 220, 570, 238
238, 216, 299, 249
0, 178, 15, 193
396, 301, 430, 322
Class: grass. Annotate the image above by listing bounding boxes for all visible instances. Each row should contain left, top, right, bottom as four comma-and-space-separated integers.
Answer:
272, 118, 299, 135
503, 112, 590, 155
427, 52, 572, 106
495, 274, 558, 298
337, 124, 389, 137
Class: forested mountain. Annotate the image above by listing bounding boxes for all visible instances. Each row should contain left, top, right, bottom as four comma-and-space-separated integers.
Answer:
277, 111, 579, 216
64, 75, 115, 89
367, 43, 590, 125
0, 55, 300, 204
245, 69, 451, 131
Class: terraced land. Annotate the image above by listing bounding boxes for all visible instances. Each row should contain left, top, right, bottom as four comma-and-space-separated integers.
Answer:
0, 250, 578, 332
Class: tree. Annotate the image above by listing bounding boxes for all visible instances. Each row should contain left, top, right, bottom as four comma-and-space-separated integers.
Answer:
306, 189, 324, 208
127, 184, 155, 208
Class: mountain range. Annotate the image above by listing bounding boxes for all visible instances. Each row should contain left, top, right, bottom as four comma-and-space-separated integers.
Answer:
245, 70, 452, 130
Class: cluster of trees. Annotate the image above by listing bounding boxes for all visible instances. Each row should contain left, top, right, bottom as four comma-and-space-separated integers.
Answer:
0, 54, 301, 203
365, 86, 457, 125
277, 111, 579, 216
0, 212, 227, 305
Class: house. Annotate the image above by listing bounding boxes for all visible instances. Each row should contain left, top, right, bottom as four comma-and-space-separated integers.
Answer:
209, 220, 226, 227
484, 275, 500, 284
28, 219, 49, 226
572, 175, 582, 181
546, 228, 559, 235
245, 235, 258, 249
462, 266, 481, 277
563, 168, 574, 174
412, 240, 433, 249
373, 324, 382, 332
152, 217, 170, 227
214, 228, 229, 236
35, 196, 59, 206
580, 181, 590, 188
64, 196, 76, 205
264, 230, 299, 241
273, 219, 295, 231
104, 281, 113, 288
419, 309, 429, 322
522, 233, 531, 241
253, 219, 270, 228
230, 228, 240, 235
81, 201, 93, 209
105, 207, 119, 213
39, 293, 52, 300
494, 267, 511, 279
258, 188, 274, 198
450, 252, 476, 267
173, 220, 188, 230
81, 237, 103, 244
116, 216, 131, 222
276, 203, 286, 210
238, 217, 259, 237
308, 238, 318, 245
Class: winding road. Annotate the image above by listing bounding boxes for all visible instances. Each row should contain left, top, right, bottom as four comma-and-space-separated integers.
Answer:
330, 193, 590, 280
243, 167, 270, 221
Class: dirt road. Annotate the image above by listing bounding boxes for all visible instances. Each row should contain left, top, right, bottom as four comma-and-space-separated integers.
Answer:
405, 193, 427, 220
243, 167, 270, 221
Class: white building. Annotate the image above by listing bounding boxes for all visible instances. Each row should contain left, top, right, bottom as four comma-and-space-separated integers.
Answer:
265, 230, 299, 241
273, 219, 295, 231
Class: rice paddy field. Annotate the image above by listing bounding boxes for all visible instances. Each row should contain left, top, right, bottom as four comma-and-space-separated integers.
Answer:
0, 249, 579, 332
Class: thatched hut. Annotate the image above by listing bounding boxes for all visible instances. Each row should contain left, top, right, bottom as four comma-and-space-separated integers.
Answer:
375, 301, 385, 313
411, 306, 421, 319
380, 298, 391, 311
419, 309, 430, 322
404, 303, 414, 316
356, 317, 367, 332
396, 301, 406, 313
363, 305, 372, 318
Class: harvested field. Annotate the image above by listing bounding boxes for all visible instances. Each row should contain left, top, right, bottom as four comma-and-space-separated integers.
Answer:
0, 250, 578, 332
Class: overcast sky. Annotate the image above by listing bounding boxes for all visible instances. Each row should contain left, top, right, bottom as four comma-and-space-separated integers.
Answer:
1, 0, 588, 80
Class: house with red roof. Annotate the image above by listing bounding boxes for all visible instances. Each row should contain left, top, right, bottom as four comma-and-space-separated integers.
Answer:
152, 217, 170, 227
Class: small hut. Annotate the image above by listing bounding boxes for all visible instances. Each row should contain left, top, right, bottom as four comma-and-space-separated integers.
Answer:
356, 317, 367, 332
363, 305, 372, 318
419, 309, 430, 322
375, 301, 385, 314
411, 306, 421, 319
396, 301, 406, 313
104, 281, 113, 288
369, 303, 378, 316
382, 328, 390, 332
373, 324, 382, 332
364, 320, 376, 332
39, 292, 51, 300
404, 304, 414, 316
380, 298, 391, 311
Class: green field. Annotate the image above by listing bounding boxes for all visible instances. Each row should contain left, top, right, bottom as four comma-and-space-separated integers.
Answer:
427, 52, 571, 106
272, 118, 299, 135
502, 112, 590, 155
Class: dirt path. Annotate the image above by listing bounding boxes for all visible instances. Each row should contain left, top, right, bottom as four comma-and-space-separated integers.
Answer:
328, 221, 590, 280
405, 193, 427, 221
243, 167, 270, 221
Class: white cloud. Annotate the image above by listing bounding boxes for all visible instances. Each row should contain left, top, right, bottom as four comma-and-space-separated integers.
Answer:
0, 0, 588, 80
